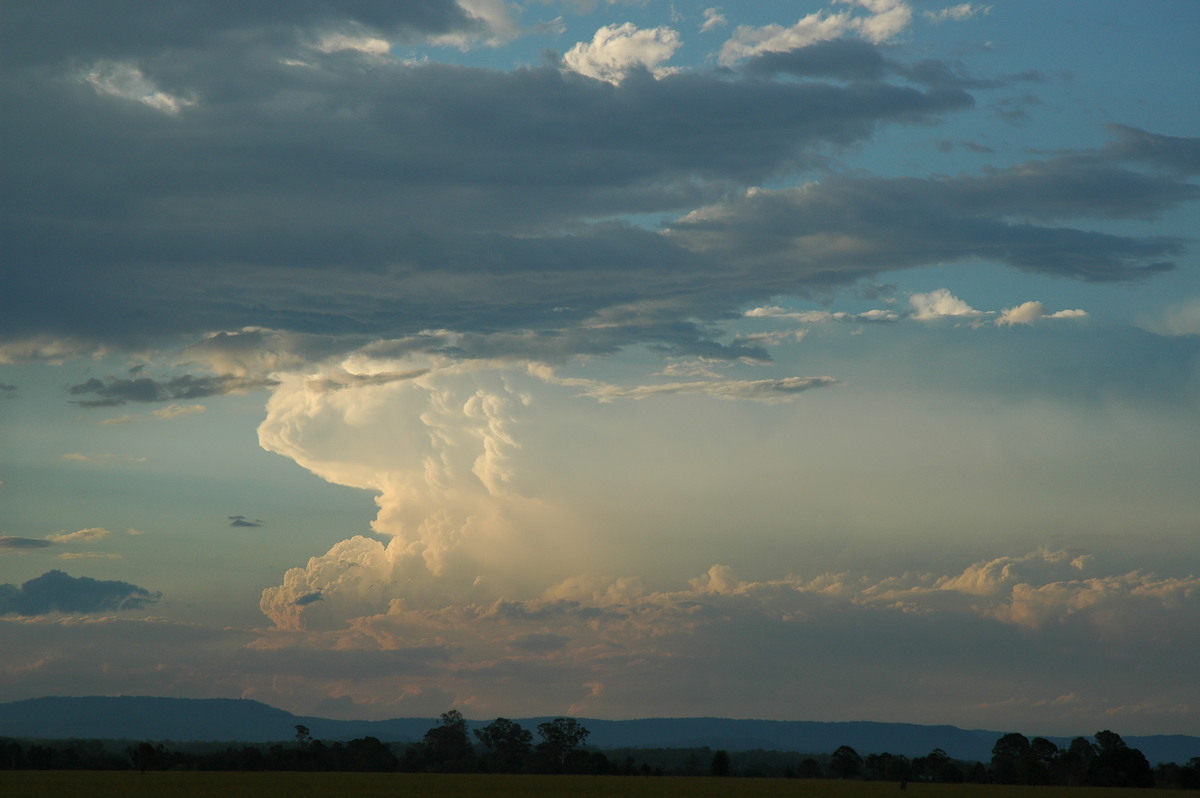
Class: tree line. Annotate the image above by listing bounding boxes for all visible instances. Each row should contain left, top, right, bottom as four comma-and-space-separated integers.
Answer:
1, 714, 1196, 788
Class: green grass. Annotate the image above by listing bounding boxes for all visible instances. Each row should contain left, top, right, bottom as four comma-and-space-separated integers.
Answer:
0, 772, 1175, 798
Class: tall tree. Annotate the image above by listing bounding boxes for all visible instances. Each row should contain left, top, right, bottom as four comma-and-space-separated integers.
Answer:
830, 745, 863, 779
536, 717, 590, 767
990, 732, 1030, 784
421, 710, 473, 770
1090, 730, 1153, 788
474, 717, 532, 772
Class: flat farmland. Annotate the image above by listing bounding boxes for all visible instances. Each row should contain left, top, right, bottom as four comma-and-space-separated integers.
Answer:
0, 772, 1174, 798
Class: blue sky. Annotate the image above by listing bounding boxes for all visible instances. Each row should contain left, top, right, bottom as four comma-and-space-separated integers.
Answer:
2, 1, 1199, 736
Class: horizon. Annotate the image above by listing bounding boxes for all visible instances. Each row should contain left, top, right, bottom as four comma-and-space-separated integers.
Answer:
2, 1, 1199, 738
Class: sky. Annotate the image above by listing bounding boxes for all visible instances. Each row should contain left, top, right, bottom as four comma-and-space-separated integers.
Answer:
1, 0, 1199, 738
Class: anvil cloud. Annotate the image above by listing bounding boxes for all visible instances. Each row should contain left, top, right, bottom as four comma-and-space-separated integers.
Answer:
1, 0, 1198, 736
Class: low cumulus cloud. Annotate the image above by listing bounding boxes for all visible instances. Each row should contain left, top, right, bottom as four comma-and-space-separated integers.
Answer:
0, 570, 160, 616
744, 291, 1088, 329
562, 23, 682, 84
228, 516, 264, 528
247, 542, 1200, 722
996, 301, 1088, 326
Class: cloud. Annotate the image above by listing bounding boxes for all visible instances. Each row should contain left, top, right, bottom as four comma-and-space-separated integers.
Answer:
909, 289, 988, 321
430, 0, 521, 49
99, 403, 208, 425
1, 1, 484, 69
241, 542, 1200, 725
61, 453, 148, 464
228, 516, 264, 528
46, 528, 111, 544
0, 337, 107, 365
924, 4, 991, 23
700, 8, 727, 33
69, 373, 278, 408
0, 570, 160, 616
314, 31, 394, 57
719, 0, 912, 67
562, 23, 682, 84
0, 537, 54, 551
996, 301, 1088, 326
0, 382, 16, 398
256, 357, 570, 630
536, 370, 841, 403
83, 60, 195, 114
744, 306, 900, 323
1143, 297, 1200, 336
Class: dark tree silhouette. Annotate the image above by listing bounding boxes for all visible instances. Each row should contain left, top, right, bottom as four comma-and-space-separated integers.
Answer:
536, 717, 590, 767
830, 745, 863, 779
710, 749, 730, 776
293, 724, 312, 747
1089, 729, 1153, 788
474, 717, 532, 772
419, 710, 474, 771
990, 732, 1030, 784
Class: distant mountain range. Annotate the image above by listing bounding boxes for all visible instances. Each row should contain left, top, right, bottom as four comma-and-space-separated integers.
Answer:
0, 696, 1196, 765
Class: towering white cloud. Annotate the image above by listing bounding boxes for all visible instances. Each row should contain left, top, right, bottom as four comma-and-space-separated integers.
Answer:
256, 356, 581, 628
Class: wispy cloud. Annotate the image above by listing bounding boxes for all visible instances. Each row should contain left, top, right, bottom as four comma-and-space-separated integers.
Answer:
46, 528, 111, 544
924, 4, 991, 23
530, 364, 838, 403
101, 403, 208, 425
62, 453, 148, 464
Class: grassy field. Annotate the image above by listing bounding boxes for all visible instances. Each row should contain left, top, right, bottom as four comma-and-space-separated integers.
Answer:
0, 772, 1179, 798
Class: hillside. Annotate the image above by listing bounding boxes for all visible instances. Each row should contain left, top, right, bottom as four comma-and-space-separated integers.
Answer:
0, 696, 1195, 764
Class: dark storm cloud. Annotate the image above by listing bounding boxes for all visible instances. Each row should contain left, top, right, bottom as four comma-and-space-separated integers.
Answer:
228, 516, 263, 528
0, 6, 1196, 360
0, 570, 160, 615
0, 0, 480, 68
742, 38, 1033, 92
1104, 124, 1200, 176
742, 37, 888, 81
0, 537, 54, 550
68, 373, 278, 407
665, 150, 1195, 284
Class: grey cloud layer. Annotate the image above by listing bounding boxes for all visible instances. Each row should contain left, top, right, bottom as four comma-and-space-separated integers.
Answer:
3, 7, 1193, 358
0, 1, 481, 68
68, 374, 278, 407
